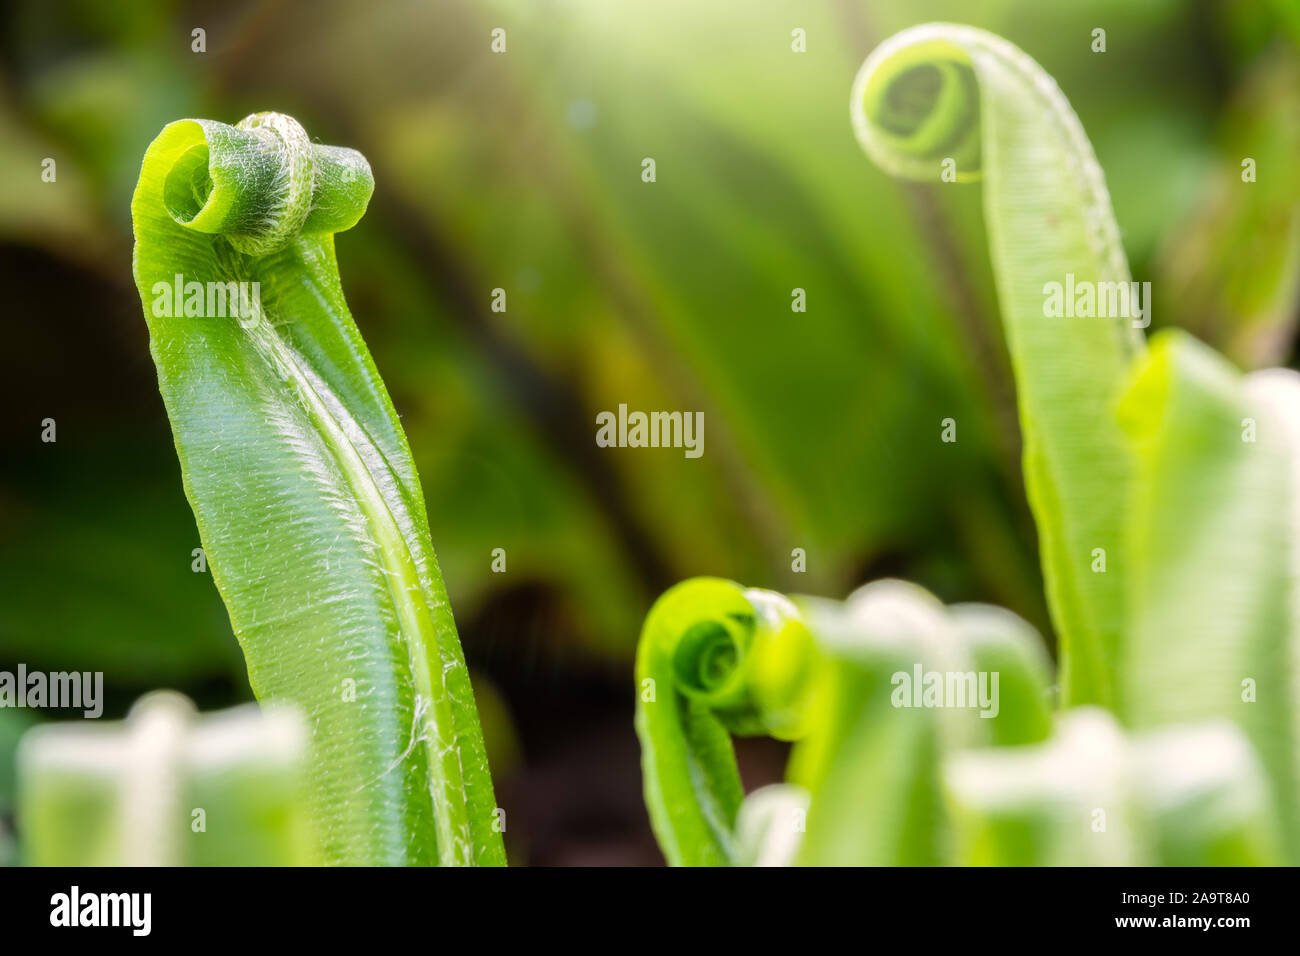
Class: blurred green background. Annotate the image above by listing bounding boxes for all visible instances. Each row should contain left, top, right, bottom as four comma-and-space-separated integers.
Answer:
1, 0, 1298, 864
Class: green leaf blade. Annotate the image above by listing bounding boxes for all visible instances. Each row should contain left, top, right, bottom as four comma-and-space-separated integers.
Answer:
852, 24, 1144, 709
131, 113, 503, 866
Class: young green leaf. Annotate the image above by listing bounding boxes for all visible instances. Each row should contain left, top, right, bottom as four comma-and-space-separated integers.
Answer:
131, 113, 503, 866
633, 578, 816, 865
851, 24, 1144, 709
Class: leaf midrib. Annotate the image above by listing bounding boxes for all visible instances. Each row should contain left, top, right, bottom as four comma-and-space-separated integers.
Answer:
233, 249, 472, 865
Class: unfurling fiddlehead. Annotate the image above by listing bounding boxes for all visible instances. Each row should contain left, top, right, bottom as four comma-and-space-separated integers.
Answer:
133, 113, 503, 866
153, 112, 372, 255
634, 577, 1054, 866
634, 578, 817, 866
852, 24, 1142, 710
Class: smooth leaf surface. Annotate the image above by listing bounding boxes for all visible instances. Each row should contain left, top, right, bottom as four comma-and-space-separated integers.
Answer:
131, 113, 503, 865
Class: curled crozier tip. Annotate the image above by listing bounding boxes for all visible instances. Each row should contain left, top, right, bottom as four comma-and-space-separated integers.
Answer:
851, 24, 984, 183
640, 578, 816, 739
634, 579, 817, 865
643, 578, 755, 715
151, 111, 374, 256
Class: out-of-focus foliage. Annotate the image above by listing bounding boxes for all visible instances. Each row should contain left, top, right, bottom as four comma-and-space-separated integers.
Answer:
947, 709, 1280, 866
1118, 330, 1300, 860
789, 584, 1054, 866
19, 692, 318, 866
634, 576, 1054, 866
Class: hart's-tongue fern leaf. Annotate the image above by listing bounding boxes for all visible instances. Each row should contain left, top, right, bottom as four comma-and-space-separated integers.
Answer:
131, 112, 504, 866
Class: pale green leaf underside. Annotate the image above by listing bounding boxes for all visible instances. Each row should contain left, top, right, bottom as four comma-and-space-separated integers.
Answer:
131, 113, 503, 865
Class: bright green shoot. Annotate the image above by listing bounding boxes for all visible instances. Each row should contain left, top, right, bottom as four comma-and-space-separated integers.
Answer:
131, 112, 503, 866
